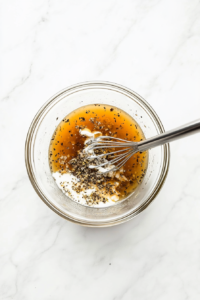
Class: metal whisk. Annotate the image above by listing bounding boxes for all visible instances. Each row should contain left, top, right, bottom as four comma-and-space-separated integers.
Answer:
86, 119, 200, 173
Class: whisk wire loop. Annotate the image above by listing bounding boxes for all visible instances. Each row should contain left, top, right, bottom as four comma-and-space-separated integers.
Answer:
86, 136, 138, 173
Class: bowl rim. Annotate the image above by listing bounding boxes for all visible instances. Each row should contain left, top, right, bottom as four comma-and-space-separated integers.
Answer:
25, 81, 170, 227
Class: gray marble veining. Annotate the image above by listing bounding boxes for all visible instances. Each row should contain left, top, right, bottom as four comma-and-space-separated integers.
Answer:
1, 0, 200, 299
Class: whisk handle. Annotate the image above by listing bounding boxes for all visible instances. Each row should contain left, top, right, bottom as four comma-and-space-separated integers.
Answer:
138, 118, 200, 152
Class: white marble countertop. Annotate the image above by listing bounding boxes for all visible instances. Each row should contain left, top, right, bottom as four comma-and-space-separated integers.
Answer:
1, 1, 200, 299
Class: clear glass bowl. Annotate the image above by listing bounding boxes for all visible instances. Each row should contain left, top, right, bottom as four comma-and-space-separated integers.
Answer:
25, 81, 170, 227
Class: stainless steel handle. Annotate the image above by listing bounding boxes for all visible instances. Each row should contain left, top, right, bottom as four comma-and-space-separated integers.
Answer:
138, 119, 200, 152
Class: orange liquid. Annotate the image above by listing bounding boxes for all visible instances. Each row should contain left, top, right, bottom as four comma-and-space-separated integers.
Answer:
49, 104, 148, 199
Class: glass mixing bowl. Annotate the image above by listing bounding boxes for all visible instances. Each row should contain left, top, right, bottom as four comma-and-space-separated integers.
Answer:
25, 81, 170, 227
